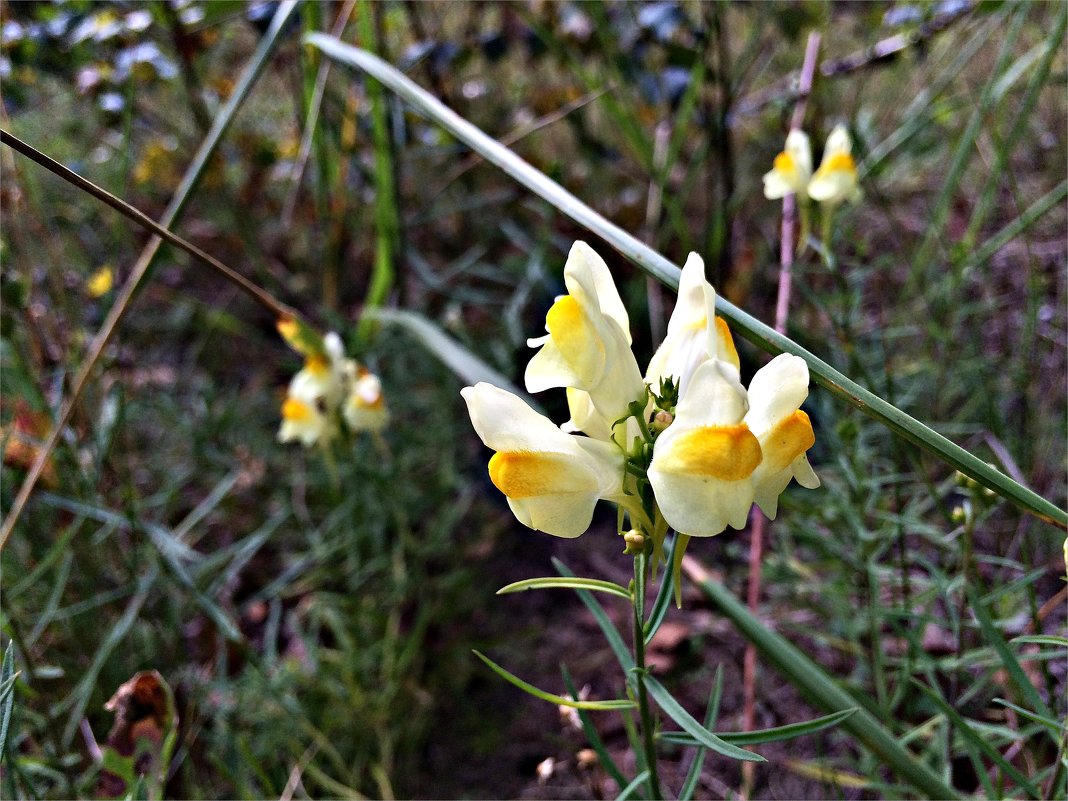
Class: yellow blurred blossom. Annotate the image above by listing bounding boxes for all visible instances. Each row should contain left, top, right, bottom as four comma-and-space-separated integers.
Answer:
87, 265, 114, 297
763, 129, 812, 199
807, 124, 861, 206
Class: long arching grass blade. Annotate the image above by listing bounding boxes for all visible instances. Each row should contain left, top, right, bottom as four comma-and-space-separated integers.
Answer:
660, 708, 858, 747
305, 35, 1066, 530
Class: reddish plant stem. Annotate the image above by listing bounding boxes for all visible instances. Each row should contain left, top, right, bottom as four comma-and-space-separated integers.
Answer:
742, 31, 821, 800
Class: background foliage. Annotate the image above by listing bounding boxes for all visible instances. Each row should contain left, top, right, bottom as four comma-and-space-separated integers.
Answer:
1, 1, 1065, 798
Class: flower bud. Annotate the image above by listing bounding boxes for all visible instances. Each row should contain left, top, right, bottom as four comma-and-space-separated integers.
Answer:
623, 529, 645, 554
650, 409, 674, 433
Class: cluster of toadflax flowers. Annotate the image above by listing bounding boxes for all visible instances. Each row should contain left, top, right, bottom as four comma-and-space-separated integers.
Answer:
461, 242, 819, 541
763, 123, 860, 206
276, 319, 388, 447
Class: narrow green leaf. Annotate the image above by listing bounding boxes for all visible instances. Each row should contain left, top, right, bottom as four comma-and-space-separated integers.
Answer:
992, 699, 1064, 739
911, 680, 1041, 798
366, 307, 538, 409
660, 708, 858, 747
553, 558, 634, 672
643, 675, 765, 763
968, 586, 1056, 726
306, 34, 1066, 529
1010, 635, 1068, 647
472, 651, 635, 711
616, 770, 650, 801
643, 534, 679, 645
690, 568, 960, 799
678, 666, 723, 801
0, 644, 16, 761
497, 577, 631, 600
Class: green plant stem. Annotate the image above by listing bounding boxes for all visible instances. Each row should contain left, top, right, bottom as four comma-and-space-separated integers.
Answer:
632, 551, 664, 800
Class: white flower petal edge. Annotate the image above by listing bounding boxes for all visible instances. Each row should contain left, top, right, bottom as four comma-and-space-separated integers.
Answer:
745, 354, 820, 519
524, 241, 644, 423
461, 382, 623, 538
648, 360, 760, 536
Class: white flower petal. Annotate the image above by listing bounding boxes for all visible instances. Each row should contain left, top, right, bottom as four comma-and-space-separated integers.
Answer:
461, 383, 623, 538
763, 129, 812, 199
675, 360, 749, 426
566, 241, 632, 345
562, 388, 614, 441
648, 360, 760, 536
462, 383, 569, 453
525, 245, 644, 423
745, 354, 809, 435
808, 124, 859, 205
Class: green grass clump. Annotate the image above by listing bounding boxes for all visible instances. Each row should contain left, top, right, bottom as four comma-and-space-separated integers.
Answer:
2, 1, 1065, 798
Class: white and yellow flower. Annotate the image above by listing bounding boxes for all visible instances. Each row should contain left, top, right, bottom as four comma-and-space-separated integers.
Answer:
647, 359, 762, 536
807, 124, 861, 205
525, 241, 645, 427
343, 367, 389, 432
278, 328, 388, 446
286, 332, 346, 409
744, 354, 820, 518
763, 129, 813, 200
461, 382, 623, 538
278, 394, 331, 447
645, 252, 739, 397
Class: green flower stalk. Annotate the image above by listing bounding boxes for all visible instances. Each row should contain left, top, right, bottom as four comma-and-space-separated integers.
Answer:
462, 240, 820, 795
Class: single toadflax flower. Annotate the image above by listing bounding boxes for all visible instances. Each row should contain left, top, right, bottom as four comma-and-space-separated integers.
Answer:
461, 382, 623, 538
762, 129, 813, 200
807, 124, 861, 206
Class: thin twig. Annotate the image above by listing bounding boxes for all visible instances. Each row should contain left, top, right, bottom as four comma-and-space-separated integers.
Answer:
742, 31, 821, 800
732, 2, 976, 120
0, 132, 297, 321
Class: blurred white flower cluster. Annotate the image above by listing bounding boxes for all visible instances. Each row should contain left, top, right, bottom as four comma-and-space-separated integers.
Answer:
277, 319, 388, 447
763, 124, 862, 206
